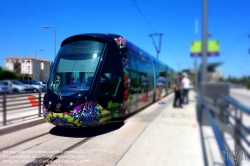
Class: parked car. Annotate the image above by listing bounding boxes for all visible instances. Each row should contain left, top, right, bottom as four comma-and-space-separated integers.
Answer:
39, 81, 47, 91
0, 82, 10, 94
21, 80, 45, 92
0, 80, 32, 93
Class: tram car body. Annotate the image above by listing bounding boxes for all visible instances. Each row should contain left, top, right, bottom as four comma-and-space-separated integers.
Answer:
43, 33, 175, 127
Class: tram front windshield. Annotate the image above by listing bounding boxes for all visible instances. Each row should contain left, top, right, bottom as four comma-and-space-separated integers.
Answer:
48, 40, 104, 96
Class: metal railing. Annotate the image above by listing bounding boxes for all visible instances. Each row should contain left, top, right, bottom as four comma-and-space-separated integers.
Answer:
197, 95, 233, 166
197, 93, 250, 166
221, 96, 250, 159
0, 92, 44, 126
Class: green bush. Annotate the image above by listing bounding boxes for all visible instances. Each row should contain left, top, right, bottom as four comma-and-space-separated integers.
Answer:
0, 70, 18, 80
247, 83, 250, 90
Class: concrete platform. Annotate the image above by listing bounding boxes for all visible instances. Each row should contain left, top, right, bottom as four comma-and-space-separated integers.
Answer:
115, 90, 203, 166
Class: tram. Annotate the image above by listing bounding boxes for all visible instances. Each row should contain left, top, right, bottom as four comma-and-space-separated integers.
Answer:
43, 33, 175, 127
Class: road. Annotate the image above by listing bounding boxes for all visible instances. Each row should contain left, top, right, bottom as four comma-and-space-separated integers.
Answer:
230, 88, 250, 107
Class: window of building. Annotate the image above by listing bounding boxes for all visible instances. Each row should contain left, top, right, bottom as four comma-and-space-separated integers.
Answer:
41, 62, 44, 70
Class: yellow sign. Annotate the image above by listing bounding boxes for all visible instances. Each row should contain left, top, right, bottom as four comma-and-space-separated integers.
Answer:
191, 41, 202, 53
190, 40, 220, 57
208, 40, 219, 53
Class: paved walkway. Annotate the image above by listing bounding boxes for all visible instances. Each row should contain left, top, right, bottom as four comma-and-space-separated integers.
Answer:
116, 90, 203, 166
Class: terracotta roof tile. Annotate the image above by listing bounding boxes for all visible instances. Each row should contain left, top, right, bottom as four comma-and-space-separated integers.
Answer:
38, 58, 50, 62
22, 56, 35, 60
5, 56, 20, 60
5, 56, 50, 62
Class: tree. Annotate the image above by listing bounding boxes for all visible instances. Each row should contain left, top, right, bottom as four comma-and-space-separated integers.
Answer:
247, 83, 250, 90
219, 77, 224, 82
188, 75, 194, 85
19, 75, 23, 81
50, 61, 54, 71
0, 70, 18, 80
24, 75, 28, 80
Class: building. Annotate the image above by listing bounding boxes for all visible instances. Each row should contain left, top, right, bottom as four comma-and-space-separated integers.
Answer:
39, 58, 51, 83
197, 62, 224, 83
208, 69, 224, 82
182, 62, 224, 84
5, 56, 50, 82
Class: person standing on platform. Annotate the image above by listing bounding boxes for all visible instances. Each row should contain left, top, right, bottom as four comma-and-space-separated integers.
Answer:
157, 73, 166, 104
173, 72, 183, 108
182, 73, 190, 104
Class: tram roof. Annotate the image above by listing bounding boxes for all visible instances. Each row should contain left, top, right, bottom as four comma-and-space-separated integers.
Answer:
61, 33, 171, 70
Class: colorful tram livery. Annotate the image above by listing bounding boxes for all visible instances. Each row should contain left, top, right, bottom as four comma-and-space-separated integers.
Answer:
43, 33, 175, 127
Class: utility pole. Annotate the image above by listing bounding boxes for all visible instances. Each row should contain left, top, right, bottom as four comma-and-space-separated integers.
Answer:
149, 33, 163, 59
201, 0, 208, 83
194, 19, 199, 90
176, 63, 181, 72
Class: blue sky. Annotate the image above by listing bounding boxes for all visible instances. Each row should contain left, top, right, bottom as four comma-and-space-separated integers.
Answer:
1, 0, 249, 78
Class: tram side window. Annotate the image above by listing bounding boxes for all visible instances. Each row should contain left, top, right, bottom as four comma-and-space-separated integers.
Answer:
95, 46, 123, 97
128, 55, 138, 94
155, 63, 168, 90
156, 64, 167, 80
137, 59, 154, 92
127, 52, 154, 94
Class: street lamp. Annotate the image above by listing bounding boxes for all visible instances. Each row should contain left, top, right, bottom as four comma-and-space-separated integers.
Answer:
43, 25, 56, 59
35, 50, 43, 59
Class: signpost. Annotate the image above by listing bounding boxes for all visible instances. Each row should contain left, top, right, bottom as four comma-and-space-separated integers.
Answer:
190, 39, 220, 88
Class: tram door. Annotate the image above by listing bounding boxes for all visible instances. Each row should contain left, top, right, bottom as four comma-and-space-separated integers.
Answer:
94, 46, 124, 118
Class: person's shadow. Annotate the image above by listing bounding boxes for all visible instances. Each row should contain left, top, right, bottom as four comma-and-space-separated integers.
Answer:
49, 122, 124, 138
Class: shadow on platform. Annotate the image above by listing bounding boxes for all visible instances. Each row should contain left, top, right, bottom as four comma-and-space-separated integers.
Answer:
49, 122, 124, 138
